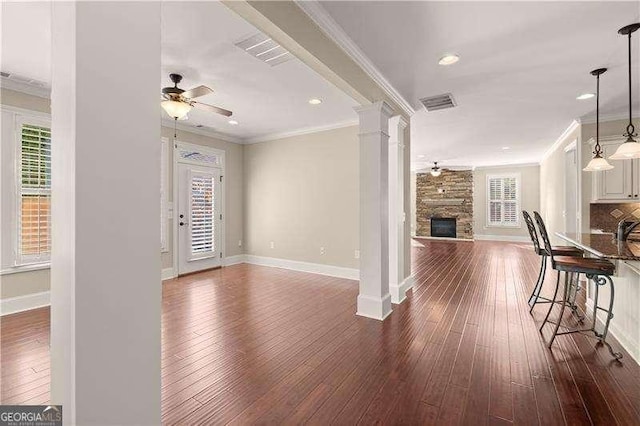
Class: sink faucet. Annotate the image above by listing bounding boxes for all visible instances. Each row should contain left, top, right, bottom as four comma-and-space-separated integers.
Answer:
617, 218, 640, 241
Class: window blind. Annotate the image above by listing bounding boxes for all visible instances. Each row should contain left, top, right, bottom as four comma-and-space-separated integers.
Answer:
18, 123, 51, 263
190, 173, 215, 255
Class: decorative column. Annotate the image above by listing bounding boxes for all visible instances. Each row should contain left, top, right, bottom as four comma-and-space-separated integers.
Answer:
50, 2, 161, 424
355, 101, 394, 320
389, 116, 409, 303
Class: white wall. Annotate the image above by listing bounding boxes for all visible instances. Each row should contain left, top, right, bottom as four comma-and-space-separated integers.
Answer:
474, 164, 540, 240
243, 125, 359, 269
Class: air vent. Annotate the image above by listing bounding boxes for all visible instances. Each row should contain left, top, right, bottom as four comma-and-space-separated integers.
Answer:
235, 33, 293, 67
420, 93, 457, 112
0, 71, 10, 78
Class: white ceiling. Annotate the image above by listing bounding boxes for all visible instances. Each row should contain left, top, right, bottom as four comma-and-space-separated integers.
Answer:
1, 1, 358, 142
320, 1, 640, 168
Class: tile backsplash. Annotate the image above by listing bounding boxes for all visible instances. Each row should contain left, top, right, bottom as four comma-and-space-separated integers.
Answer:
590, 203, 640, 232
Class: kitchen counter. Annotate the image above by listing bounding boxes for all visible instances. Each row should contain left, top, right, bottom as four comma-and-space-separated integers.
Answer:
555, 232, 640, 261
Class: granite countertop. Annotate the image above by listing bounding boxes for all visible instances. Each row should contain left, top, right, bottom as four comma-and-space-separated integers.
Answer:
556, 232, 640, 261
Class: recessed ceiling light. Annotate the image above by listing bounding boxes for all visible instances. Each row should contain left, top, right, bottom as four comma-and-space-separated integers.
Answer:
308, 98, 322, 105
438, 54, 460, 66
502, 146, 510, 150
228, 119, 238, 125
576, 93, 595, 100
418, 154, 425, 158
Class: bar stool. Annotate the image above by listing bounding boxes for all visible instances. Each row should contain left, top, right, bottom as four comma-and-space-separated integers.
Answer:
533, 211, 622, 360
522, 211, 583, 313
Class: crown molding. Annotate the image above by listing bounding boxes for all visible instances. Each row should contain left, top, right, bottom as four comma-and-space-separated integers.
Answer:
1, 76, 51, 99
473, 162, 539, 171
578, 112, 640, 125
295, 0, 415, 118
244, 119, 358, 144
540, 120, 580, 163
161, 119, 243, 144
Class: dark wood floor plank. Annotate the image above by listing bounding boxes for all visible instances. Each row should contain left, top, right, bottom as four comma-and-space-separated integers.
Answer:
2, 241, 639, 426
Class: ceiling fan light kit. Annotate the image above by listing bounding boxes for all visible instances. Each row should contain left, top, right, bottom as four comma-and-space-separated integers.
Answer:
430, 162, 442, 177
609, 23, 640, 160
160, 73, 233, 122
584, 68, 614, 172
161, 100, 192, 120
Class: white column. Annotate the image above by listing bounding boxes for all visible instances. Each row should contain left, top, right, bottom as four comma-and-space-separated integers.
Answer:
356, 101, 394, 320
389, 116, 409, 303
402, 122, 415, 292
50, 3, 161, 424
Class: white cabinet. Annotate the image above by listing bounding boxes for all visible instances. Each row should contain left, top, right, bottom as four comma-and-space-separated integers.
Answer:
591, 138, 640, 202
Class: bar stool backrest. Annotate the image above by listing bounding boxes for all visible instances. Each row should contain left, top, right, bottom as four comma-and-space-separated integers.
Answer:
533, 211, 555, 268
522, 211, 541, 255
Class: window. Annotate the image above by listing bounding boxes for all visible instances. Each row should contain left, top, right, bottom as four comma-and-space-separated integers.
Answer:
487, 174, 520, 227
17, 121, 51, 264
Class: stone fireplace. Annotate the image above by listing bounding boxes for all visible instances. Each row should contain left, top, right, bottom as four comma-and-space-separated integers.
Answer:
416, 169, 473, 239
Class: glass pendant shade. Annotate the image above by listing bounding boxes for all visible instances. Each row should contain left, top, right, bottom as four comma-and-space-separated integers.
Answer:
161, 100, 192, 119
609, 140, 640, 159
583, 155, 614, 171
430, 169, 442, 177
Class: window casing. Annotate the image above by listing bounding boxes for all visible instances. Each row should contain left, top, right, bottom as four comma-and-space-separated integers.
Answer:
487, 174, 520, 227
17, 121, 51, 264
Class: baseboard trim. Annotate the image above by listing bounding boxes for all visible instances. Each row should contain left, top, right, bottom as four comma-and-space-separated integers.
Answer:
161, 267, 176, 281
243, 255, 359, 280
1, 291, 50, 316
357, 293, 393, 321
224, 255, 246, 266
415, 236, 473, 242
474, 234, 530, 242
586, 299, 639, 363
390, 274, 415, 304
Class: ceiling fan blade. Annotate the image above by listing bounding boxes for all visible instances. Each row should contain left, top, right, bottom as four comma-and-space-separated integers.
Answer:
182, 85, 213, 99
193, 101, 233, 117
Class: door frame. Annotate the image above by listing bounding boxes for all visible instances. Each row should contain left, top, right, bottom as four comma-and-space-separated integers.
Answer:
172, 140, 225, 276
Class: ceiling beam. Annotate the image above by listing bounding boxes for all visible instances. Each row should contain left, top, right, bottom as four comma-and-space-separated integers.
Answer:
221, 0, 410, 120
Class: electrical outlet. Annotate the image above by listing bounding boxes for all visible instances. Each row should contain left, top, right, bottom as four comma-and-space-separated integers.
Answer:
270, 241, 275, 249
354, 250, 360, 259
320, 247, 326, 255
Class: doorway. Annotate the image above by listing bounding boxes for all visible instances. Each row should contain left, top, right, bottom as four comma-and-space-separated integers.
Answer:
174, 142, 225, 275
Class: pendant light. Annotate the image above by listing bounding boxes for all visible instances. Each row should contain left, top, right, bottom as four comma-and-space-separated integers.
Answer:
609, 23, 640, 160
584, 68, 614, 171
430, 162, 442, 177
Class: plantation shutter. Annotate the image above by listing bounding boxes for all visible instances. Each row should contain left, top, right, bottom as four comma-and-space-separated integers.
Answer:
488, 177, 503, 224
189, 171, 216, 257
487, 175, 519, 227
18, 123, 51, 264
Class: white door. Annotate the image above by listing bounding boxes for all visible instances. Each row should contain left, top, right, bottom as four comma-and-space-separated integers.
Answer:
177, 163, 222, 274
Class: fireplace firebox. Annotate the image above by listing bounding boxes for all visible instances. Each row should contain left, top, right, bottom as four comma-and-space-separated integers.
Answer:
431, 217, 456, 238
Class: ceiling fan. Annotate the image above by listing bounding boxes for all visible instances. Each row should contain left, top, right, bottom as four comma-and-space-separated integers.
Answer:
161, 73, 232, 120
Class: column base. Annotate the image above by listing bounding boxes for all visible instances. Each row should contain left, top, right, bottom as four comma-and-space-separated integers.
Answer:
357, 293, 393, 321
390, 274, 415, 304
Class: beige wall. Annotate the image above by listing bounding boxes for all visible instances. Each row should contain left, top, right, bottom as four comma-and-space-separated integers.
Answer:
540, 125, 580, 244
243, 125, 359, 269
160, 127, 244, 270
474, 165, 540, 239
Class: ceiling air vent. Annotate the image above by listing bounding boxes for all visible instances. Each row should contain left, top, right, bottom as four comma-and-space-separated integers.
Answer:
234, 33, 294, 67
420, 93, 457, 112
0, 71, 10, 78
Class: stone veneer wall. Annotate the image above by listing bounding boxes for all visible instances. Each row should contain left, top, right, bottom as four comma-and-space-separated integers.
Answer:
416, 170, 474, 239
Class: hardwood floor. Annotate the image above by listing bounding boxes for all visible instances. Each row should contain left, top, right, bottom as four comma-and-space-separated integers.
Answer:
1, 240, 639, 424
